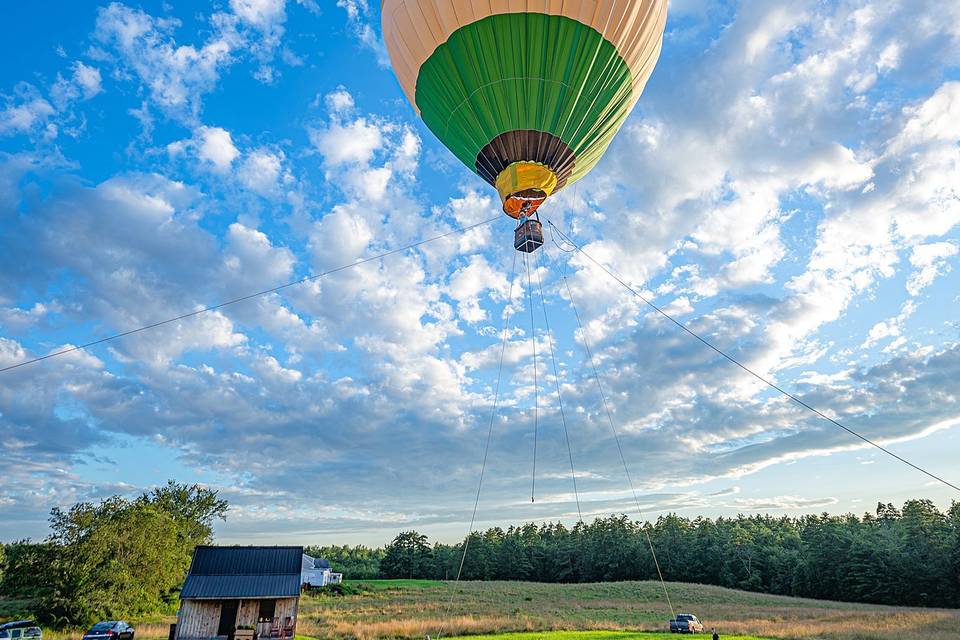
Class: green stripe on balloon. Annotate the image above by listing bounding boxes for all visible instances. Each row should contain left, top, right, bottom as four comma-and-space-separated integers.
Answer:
414, 12, 635, 189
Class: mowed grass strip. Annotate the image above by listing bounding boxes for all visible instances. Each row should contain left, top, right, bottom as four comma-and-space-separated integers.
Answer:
345, 579, 445, 590
452, 632, 762, 640
296, 580, 960, 640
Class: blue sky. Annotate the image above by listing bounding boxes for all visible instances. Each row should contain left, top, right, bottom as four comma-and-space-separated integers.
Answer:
1, 0, 959, 545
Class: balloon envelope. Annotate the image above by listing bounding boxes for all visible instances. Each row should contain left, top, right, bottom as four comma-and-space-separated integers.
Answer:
382, 0, 668, 216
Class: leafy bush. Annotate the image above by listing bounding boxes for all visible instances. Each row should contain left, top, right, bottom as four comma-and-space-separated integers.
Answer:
307, 583, 365, 597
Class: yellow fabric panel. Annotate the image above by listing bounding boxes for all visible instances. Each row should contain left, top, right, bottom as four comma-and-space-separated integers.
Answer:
495, 162, 559, 203
382, 0, 669, 114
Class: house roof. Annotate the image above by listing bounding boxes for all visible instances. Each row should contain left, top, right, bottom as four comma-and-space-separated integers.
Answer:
181, 546, 303, 599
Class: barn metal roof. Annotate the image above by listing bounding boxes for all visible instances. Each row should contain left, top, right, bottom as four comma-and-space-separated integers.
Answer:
181, 546, 303, 599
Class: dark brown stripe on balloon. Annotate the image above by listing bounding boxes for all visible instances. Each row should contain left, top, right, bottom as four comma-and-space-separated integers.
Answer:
474, 130, 576, 189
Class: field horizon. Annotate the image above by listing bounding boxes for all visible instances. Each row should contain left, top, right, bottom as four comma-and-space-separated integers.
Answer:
294, 579, 960, 640
6, 578, 959, 640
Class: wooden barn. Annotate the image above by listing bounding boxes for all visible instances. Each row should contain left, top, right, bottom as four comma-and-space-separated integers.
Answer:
175, 546, 303, 640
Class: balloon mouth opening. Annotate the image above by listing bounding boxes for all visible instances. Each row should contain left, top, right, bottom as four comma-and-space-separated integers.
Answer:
503, 189, 548, 218
495, 161, 558, 219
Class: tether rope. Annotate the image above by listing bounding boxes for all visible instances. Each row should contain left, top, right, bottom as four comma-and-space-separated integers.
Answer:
532, 246, 583, 524
1, 217, 498, 374
547, 220, 960, 494
434, 249, 519, 639
524, 250, 540, 503
558, 259, 677, 619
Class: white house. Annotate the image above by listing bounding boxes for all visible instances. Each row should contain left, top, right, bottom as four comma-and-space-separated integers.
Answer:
301, 554, 343, 588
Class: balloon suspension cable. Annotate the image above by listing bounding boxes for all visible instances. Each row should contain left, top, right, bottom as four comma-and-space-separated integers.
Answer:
548, 219, 578, 253
532, 247, 583, 525
560, 263, 676, 620
434, 248, 519, 640
1, 216, 500, 375
524, 250, 540, 503
546, 220, 960, 495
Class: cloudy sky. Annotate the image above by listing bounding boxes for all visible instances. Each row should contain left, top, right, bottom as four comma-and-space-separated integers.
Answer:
1, 0, 958, 545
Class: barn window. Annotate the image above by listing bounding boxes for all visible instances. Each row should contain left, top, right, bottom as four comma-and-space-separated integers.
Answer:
258, 600, 276, 623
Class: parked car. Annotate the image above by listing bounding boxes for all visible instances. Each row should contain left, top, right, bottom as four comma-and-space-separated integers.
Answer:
0, 621, 42, 640
82, 622, 135, 640
670, 613, 704, 634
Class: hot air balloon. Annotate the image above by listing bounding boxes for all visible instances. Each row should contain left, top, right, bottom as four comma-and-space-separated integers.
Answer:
381, 0, 668, 251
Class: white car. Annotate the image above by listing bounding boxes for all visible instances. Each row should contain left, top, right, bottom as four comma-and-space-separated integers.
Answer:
0, 621, 42, 640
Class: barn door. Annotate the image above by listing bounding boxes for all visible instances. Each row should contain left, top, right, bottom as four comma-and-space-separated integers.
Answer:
218, 600, 239, 638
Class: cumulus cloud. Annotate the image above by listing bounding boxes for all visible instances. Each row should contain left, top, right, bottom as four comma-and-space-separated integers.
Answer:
2, 0, 959, 542
311, 116, 383, 167
238, 149, 288, 196
93, 3, 239, 121
336, 0, 389, 67
862, 301, 915, 349
0, 84, 56, 138
324, 86, 354, 114
448, 255, 511, 323
228, 0, 289, 82
729, 495, 839, 510
907, 241, 958, 296
51, 61, 104, 109
196, 126, 240, 172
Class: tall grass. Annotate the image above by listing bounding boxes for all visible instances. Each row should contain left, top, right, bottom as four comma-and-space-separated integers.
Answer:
297, 580, 960, 640
21, 580, 960, 640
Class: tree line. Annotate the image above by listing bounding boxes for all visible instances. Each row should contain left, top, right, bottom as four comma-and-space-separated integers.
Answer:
310, 499, 960, 608
0, 481, 228, 627
3, 493, 956, 627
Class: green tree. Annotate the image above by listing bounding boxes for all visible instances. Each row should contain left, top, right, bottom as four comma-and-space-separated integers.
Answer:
303, 544, 385, 580
142, 481, 228, 546
24, 481, 229, 627
381, 531, 433, 579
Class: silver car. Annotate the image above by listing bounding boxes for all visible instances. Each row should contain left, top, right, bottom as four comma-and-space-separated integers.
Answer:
0, 621, 42, 640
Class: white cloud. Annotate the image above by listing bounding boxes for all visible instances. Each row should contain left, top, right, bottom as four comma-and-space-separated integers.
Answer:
311, 117, 383, 166
730, 495, 839, 510
72, 61, 103, 99
0, 302, 58, 333
223, 222, 296, 290
230, 0, 286, 32
448, 255, 510, 324
252, 353, 302, 384
324, 86, 354, 114
862, 300, 915, 349
197, 126, 240, 172
3, 0, 960, 541
336, 0, 389, 67
887, 81, 960, 155
906, 241, 958, 296
228, 0, 289, 82
238, 149, 286, 195
51, 61, 104, 109
93, 3, 240, 121
0, 85, 55, 137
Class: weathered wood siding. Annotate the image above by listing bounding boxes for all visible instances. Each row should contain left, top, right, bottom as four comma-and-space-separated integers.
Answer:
178, 598, 298, 640
176, 600, 221, 640
277, 598, 297, 627
236, 600, 259, 628
252, 599, 298, 638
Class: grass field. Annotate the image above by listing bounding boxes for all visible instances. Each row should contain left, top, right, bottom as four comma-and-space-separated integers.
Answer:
344, 579, 444, 590
296, 580, 960, 640
5, 581, 959, 640
451, 632, 761, 640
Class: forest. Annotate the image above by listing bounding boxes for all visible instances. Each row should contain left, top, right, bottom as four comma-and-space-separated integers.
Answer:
307, 499, 960, 608
3, 495, 957, 628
